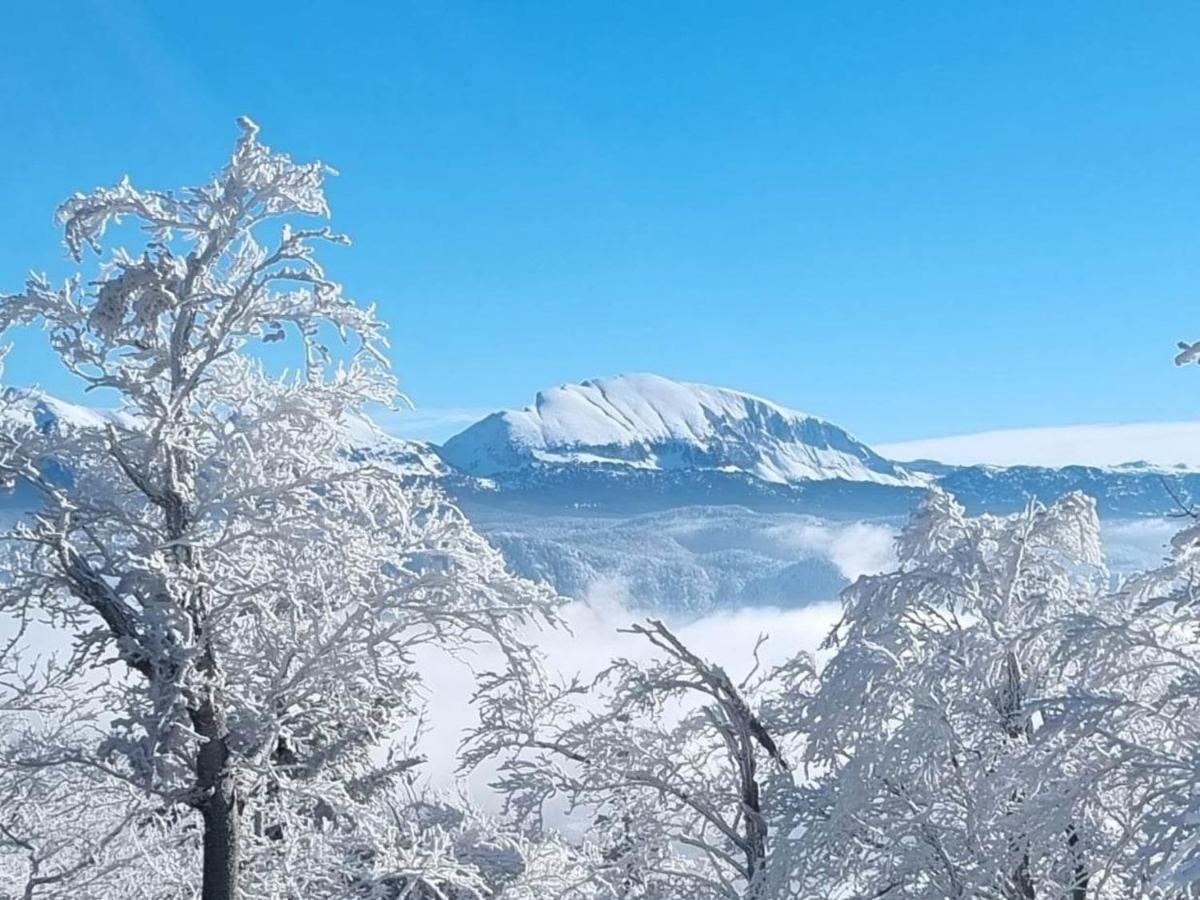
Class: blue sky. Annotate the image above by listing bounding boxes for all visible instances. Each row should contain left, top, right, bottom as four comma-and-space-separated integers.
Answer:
2, 1, 1200, 443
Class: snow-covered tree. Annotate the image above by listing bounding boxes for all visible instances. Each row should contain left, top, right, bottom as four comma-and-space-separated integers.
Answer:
0, 120, 557, 899
475, 619, 817, 900
330, 795, 624, 900
800, 489, 1110, 899
1039, 343, 1200, 897
1044, 526, 1200, 898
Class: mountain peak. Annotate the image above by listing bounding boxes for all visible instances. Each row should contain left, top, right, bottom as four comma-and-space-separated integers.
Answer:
439, 373, 920, 486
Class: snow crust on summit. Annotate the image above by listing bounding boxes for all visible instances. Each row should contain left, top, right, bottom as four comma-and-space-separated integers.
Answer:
439, 373, 921, 486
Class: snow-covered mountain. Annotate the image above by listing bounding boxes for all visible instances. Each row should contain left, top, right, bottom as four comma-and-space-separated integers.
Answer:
13, 376, 1196, 521
440, 373, 921, 487
4, 376, 1197, 612
435, 374, 1200, 520
428, 375, 1200, 610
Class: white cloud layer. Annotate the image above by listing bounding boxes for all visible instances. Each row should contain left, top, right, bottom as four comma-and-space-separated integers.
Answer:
764, 520, 897, 581
878, 420, 1200, 469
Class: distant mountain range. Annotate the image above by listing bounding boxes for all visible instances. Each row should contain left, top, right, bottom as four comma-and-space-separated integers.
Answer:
430, 373, 1199, 519
9, 374, 1200, 519
4, 375, 1194, 612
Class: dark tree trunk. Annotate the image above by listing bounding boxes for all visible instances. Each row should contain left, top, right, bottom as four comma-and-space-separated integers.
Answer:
1067, 825, 1088, 900
194, 694, 240, 900
201, 779, 240, 900
1009, 855, 1036, 899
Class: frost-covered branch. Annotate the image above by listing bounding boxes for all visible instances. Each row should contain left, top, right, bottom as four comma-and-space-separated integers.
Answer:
0, 120, 560, 899
478, 617, 815, 900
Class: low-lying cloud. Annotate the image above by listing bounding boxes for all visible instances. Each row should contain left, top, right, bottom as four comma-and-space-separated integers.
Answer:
878, 421, 1200, 468
763, 519, 897, 581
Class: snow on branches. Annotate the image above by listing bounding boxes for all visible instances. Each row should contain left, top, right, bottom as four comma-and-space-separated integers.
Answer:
0, 120, 558, 899
802, 489, 1109, 899
475, 617, 816, 900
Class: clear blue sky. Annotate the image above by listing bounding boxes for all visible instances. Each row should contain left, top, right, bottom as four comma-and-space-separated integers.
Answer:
3, 1, 1199, 443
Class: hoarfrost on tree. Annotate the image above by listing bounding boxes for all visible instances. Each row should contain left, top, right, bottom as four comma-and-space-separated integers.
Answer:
800, 488, 1113, 899
0, 119, 559, 899
474, 617, 817, 900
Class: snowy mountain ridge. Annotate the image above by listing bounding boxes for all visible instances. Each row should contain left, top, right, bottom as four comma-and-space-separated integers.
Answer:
439, 373, 922, 487
6, 377, 1200, 612
8, 375, 1200, 522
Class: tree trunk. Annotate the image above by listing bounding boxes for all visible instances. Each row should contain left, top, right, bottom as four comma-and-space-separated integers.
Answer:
194, 694, 240, 900
1067, 825, 1088, 900
201, 780, 240, 900
1009, 854, 1036, 899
